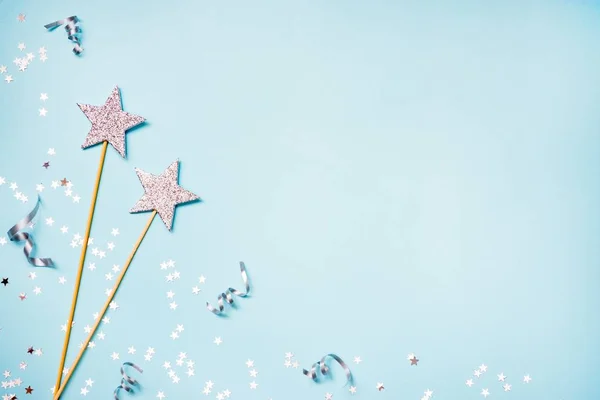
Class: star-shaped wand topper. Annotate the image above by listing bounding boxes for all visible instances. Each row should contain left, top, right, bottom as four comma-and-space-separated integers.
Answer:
78, 86, 145, 158
130, 160, 200, 231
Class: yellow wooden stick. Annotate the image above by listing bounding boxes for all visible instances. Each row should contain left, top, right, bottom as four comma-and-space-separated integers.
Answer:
53, 141, 108, 393
53, 211, 157, 400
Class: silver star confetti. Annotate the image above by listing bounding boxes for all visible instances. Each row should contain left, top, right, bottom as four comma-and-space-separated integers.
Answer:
130, 160, 200, 231
78, 86, 145, 158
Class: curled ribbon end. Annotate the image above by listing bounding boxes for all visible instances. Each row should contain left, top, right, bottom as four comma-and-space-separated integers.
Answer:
207, 262, 250, 316
304, 354, 353, 387
45, 16, 82, 55
7, 197, 54, 268
115, 362, 142, 400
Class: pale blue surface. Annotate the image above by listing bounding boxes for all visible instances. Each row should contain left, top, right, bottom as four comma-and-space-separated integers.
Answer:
1, 0, 599, 399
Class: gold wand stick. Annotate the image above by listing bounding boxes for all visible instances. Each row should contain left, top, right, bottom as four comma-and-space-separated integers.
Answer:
53, 141, 107, 393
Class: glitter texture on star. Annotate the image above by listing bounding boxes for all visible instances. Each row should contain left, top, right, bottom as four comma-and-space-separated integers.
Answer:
130, 160, 200, 231
78, 86, 145, 158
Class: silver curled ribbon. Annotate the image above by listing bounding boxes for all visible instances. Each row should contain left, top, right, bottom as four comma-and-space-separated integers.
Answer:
206, 261, 250, 315
303, 354, 353, 386
113, 362, 143, 400
7, 196, 54, 267
44, 16, 83, 55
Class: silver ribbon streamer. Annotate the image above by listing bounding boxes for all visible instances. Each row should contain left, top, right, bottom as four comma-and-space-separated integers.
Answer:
113, 362, 143, 400
303, 354, 353, 386
44, 16, 83, 55
206, 261, 250, 315
7, 197, 54, 267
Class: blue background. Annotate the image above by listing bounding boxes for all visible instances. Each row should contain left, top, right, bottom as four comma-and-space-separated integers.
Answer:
1, 0, 599, 399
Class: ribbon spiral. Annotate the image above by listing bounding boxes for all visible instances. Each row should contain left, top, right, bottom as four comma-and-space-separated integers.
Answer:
44, 16, 83, 55
206, 261, 250, 315
7, 196, 54, 267
303, 354, 353, 386
113, 362, 143, 400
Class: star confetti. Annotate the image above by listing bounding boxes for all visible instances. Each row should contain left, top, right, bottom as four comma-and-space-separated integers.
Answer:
130, 160, 200, 231
78, 86, 146, 158
408, 353, 419, 366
